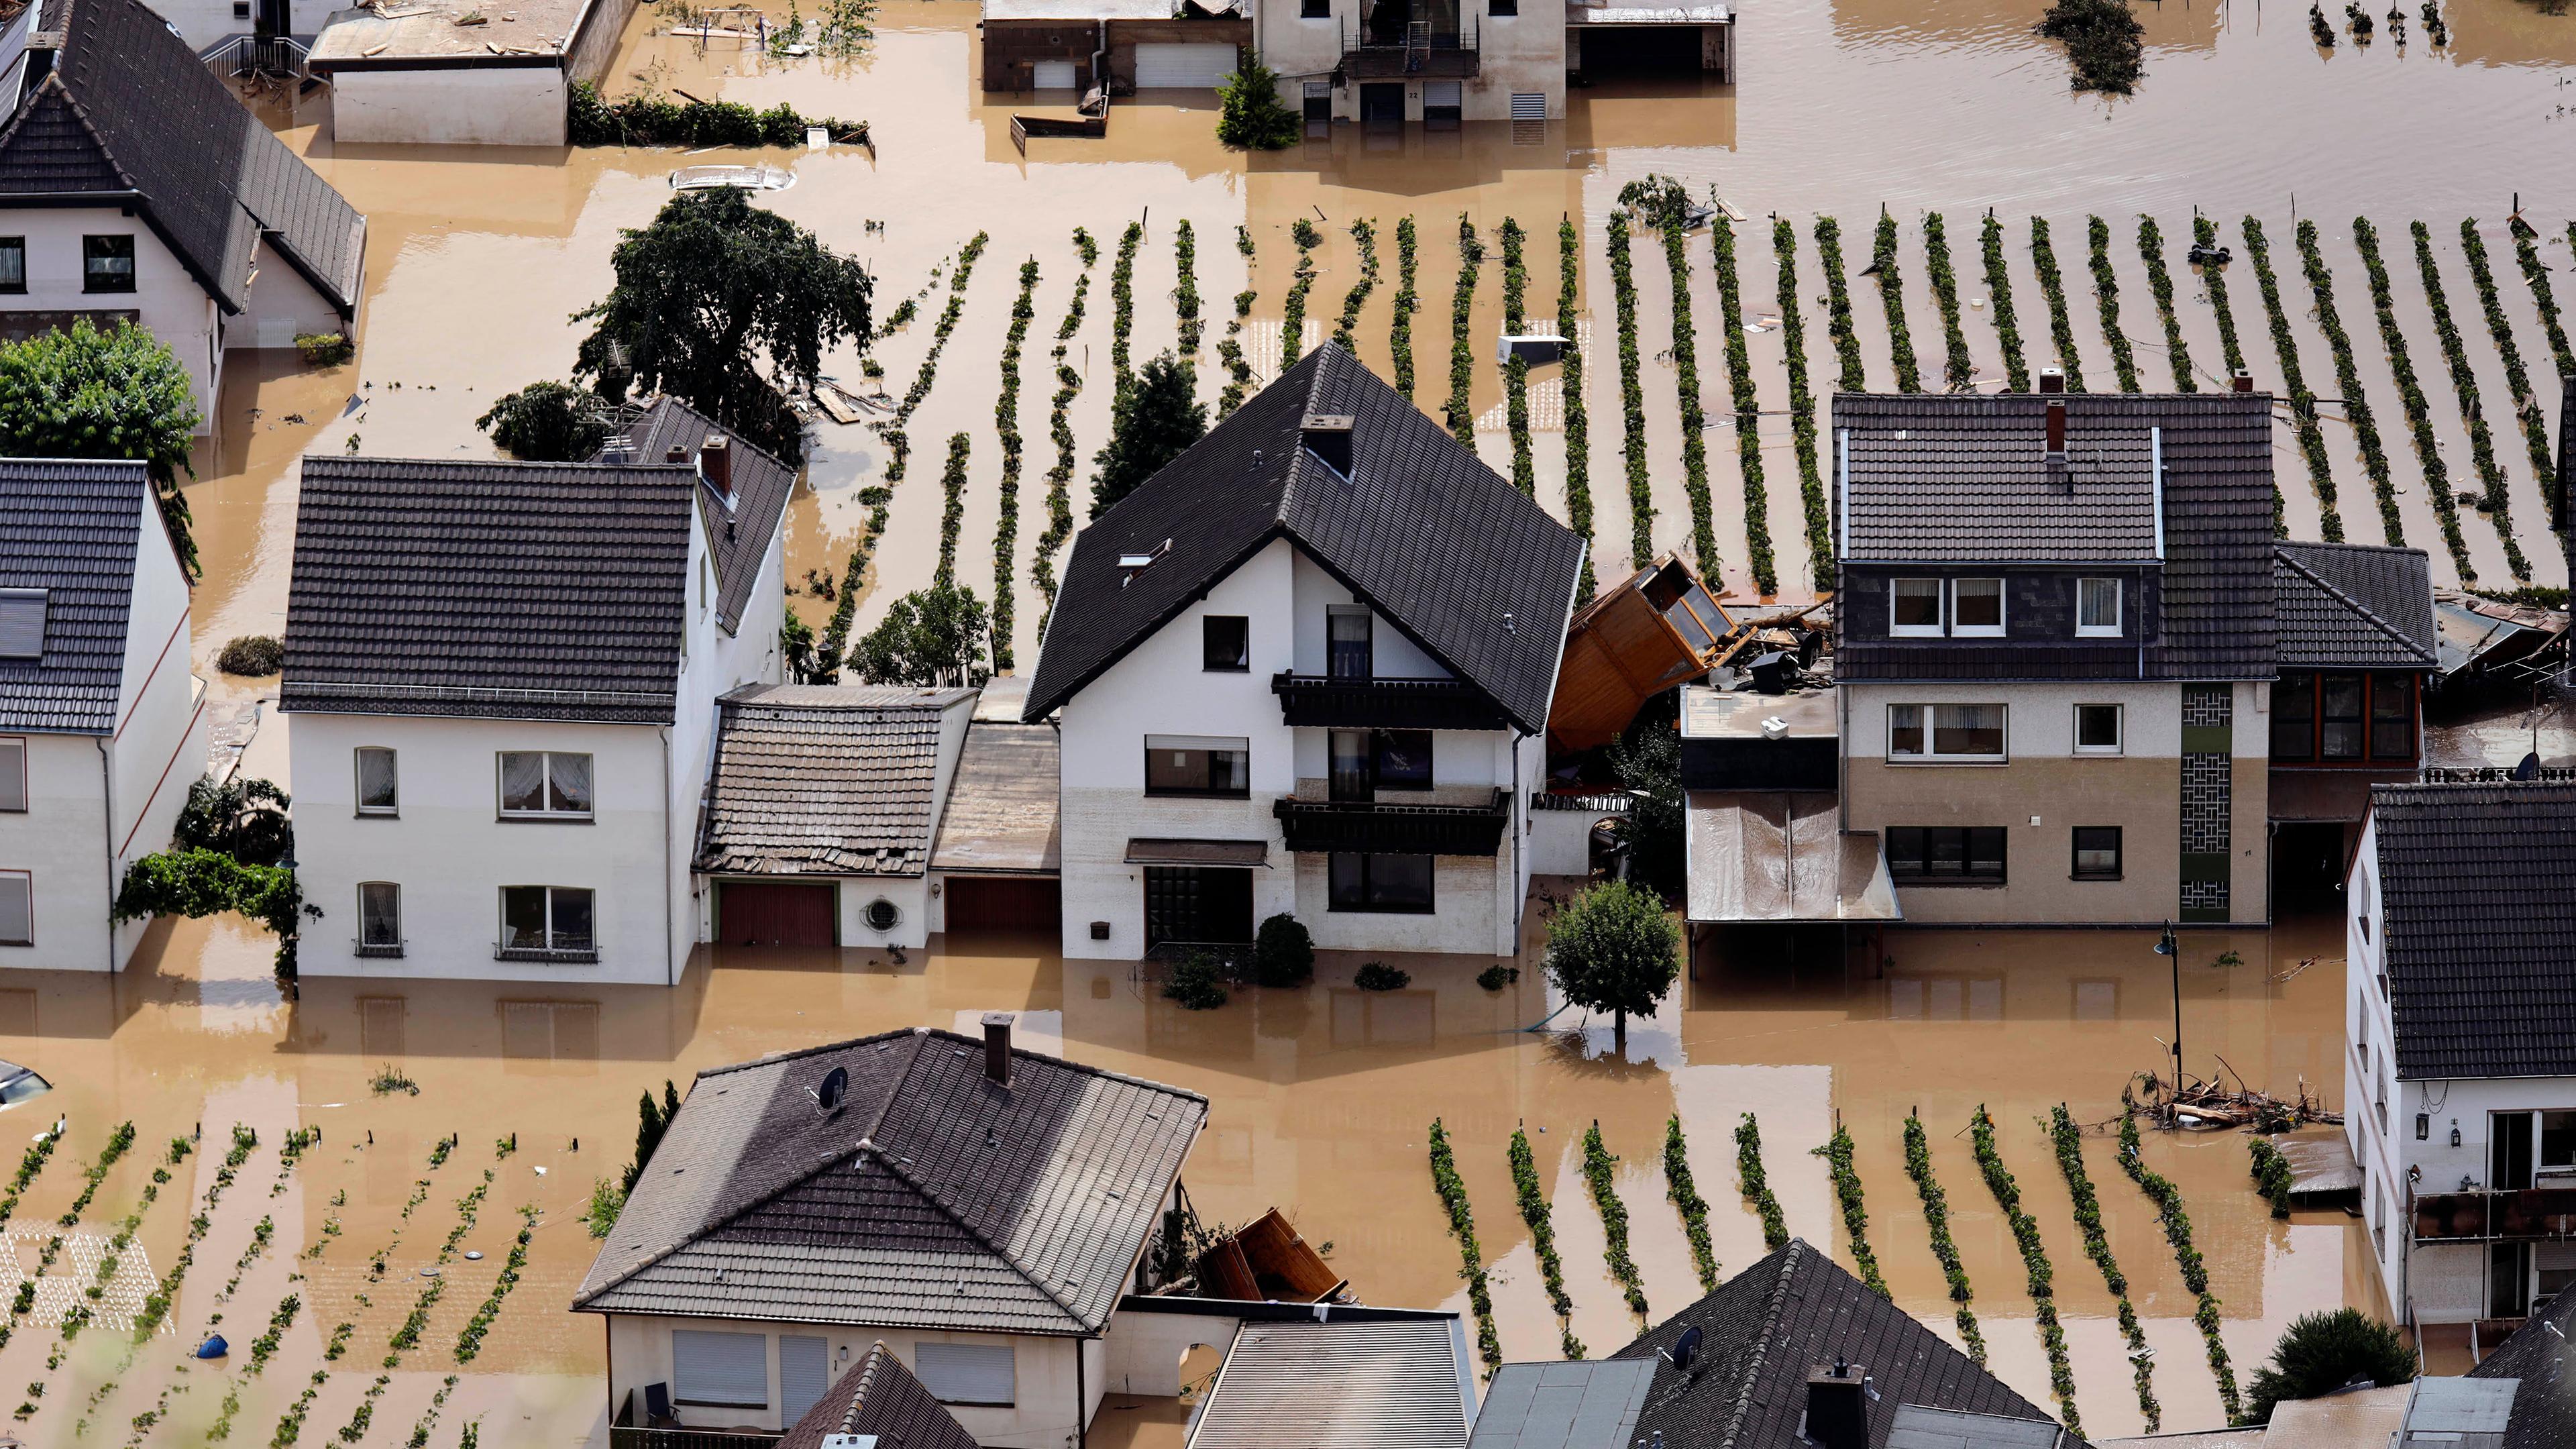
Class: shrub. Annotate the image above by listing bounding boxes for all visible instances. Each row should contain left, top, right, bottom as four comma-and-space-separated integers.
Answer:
1214, 62, 1299, 150
1734, 1112, 1788, 1250
2241, 217, 2339, 538
476, 380, 612, 462
2461, 219, 2559, 499
1253, 914, 1314, 987
584, 1179, 625, 1240
1424, 1120, 1502, 1368
1870, 211, 1923, 393
1581, 1122, 1648, 1318
1332, 217, 1379, 354
1972, 1106, 2082, 1434
2295, 219, 2402, 549
1475, 963, 1519, 991
2088, 215, 2141, 391
1978, 213, 2033, 392
2353, 218, 2475, 579
1608, 215, 1655, 564
1711, 216, 1776, 592
2136, 215, 2197, 392
1391, 217, 1421, 398
1507, 1126, 1582, 1356
990, 260, 1038, 668
2028, 217, 2089, 390
2242, 1308, 2414, 1426
2052, 1104, 2159, 1428
1922, 212, 1974, 390
566, 80, 859, 147
1662, 1114, 1718, 1291
1814, 217, 1866, 391
1499, 217, 1535, 496
1352, 961, 1410, 991
1445, 215, 1483, 446
1162, 951, 1229, 1010
1900, 1112, 1987, 1364
217, 635, 284, 677
1652, 197, 1719, 578
1558, 217, 1598, 600
294, 333, 353, 366
2410, 219, 2526, 578
2038, 0, 2145, 93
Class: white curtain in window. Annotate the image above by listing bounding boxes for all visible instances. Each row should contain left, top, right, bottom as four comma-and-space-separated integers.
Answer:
547, 753, 594, 814
499, 753, 546, 812
358, 883, 400, 946
357, 749, 398, 810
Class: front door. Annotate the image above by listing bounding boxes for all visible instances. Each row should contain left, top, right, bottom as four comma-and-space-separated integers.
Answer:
256, 0, 290, 36
1144, 867, 1254, 948
2495, 1112, 2536, 1191
1359, 83, 1405, 127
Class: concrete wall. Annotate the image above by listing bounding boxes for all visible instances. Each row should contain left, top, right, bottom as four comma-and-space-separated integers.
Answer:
602, 1312, 1096, 1447
562, 0, 639, 85
1527, 806, 1600, 877
1841, 679, 2270, 926
329, 65, 570, 146
0, 208, 223, 433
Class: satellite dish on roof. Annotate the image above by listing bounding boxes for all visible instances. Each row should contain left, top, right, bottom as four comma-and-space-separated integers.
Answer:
812, 1065, 849, 1113
1671, 1324, 1703, 1371
2514, 751, 2542, 782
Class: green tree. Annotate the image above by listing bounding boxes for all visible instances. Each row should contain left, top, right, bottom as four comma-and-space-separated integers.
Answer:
781, 610, 827, 684
1091, 351, 1208, 515
623, 1080, 682, 1193
1609, 724, 1684, 902
477, 380, 614, 462
111, 848, 315, 983
2241, 1309, 2415, 1425
1254, 913, 1315, 987
1215, 62, 1300, 150
849, 580, 993, 688
1544, 879, 1679, 1049
574, 187, 871, 464
0, 319, 203, 579
173, 775, 293, 868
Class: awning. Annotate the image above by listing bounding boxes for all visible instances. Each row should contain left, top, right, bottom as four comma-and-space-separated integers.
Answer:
1126, 839, 1269, 867
1684, 791, 1900, 923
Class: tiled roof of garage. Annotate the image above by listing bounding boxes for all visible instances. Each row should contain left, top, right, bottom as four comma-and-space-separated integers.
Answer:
695, 684, 976, 878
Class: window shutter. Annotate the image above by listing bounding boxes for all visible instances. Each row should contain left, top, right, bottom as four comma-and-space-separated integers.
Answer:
780, 1336, 829, 1426
673, 1330, 768, 1409
912, 1340, 1015, 1405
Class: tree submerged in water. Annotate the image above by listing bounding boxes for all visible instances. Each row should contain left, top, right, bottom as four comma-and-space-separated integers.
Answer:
1215, 62, 1300, 150
2037, 0, 2145, 94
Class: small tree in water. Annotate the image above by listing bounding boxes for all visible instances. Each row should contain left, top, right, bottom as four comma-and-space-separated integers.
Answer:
1545, 879, 1679, 1050
849, 580, 993, 688
477, 380, 614, 462
0, 319, 203, 579
574, 187, 871, 464
1092, 352, 1209, 516
2241, 1308, 2415, 1425
1215, 62, 1300, 151
2036, 0, 2145, 94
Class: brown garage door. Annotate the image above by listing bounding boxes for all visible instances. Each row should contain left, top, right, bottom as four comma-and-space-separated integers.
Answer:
719, 881, 837, 947
944, 877, 1060, 934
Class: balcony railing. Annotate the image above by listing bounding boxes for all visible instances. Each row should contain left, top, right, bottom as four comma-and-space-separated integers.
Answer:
1272, 673, 1509, 731
1340, 15, 1479, 78
203, 33, 312, 83
1274, 790, 1511, 856
609, 1430, 781, 1449
2412, 1184, 2576, 1243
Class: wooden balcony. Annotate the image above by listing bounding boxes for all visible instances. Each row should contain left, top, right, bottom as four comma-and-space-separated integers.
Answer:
1273, 790, 1511, 856
1271, 672, 1510, 731
2412, 1184, 2576, 1243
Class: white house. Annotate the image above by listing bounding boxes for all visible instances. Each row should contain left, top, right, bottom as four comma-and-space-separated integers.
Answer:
0, 461, 208, 973
279, 398, 790, 985
0, 0, 366, 429
2347, 777, 2576, 1335
574, 1016, 1208, 1446
1022, 341, 1585, 963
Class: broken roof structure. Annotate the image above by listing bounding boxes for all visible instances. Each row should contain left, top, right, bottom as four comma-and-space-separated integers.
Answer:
574, 1022, 1207, 1335
696, 686, 978, 878
0, 0, 365, 320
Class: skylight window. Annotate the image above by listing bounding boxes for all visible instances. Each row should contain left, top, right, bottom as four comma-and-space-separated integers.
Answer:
0, 590, 45, 659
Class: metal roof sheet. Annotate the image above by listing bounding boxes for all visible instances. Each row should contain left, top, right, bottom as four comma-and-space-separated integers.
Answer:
1188, 1320, 1475, 1449
930, 720, 1062, 874
1466, 1360, 1654, 1449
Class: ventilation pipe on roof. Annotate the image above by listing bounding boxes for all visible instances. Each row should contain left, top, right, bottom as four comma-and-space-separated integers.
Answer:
2232, 368, 2255, 394
663, 443, 688, 465
982, 1012, 1015, 1087
1301, 413, 1354, 478
1804, 1360, 1870, 1449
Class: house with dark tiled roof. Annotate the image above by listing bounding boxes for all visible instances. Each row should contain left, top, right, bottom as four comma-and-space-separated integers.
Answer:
575, 1016, 1208, 1443
279, 400, 792, 983
1024, 341, 1587, 960
2345, 777, 2576, 1340
0, 460, 207, 972
1829, 372, 2432, 928
775, 1340, 981, 1449
0, 0, 366, 431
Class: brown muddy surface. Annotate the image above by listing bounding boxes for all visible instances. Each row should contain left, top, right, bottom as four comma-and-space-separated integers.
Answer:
0, 898, 2367, 1444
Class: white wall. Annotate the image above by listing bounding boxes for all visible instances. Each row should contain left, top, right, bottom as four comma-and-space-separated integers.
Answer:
1289, 549, 1449, 680
602, 1311, 1094, 1447
0, 733, 113, 972
1256, 0, 1562, 121
0, 209, 223, 433
145, 0, 339, 48
674, 492, 789, 959
327, 65, 570, 146
237, 241, 356, 350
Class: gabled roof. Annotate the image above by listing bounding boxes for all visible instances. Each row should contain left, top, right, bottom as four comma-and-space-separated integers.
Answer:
573, 1026, 1206, 1335
1833, 392, 2276, 680
280, 457, 694, 724
777, 1340, 981, 1449
0, 459, 152, 734
2468, 1277, 2576, 1449
2369, 780, 2576, 1081
696, 684, 977, 879
1188, 1319, 1477, 1449
2273, 540, 2436, 669
1612, 1240, 2074, 1449
0, 0, 365, 318
599, 397, 798, 637
1023, 343, 1587, 734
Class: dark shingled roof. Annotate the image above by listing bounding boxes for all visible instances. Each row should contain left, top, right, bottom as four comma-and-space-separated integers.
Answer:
2469, 1279, 2576, 1449
1834, 392, 2276, 680
0, 0, 366, 317
280, 457, 695, 723
0, 459, 152, 734
600, 397, 798, 637
2369, 780, 2576, 1081
2273, 540, 2436, 669
777, 1340, 981, 1449
574, 1027, 1206, 1335
1023, 343, 1587, 733
696, 684, 976, 878
1612, 1240, 2076, 1449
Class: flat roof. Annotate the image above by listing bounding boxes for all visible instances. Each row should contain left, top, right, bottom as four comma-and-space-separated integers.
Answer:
1680, 684, 1838, 741
929, 719, 1061, 875
310, 0, 585, 65
1466, 1361, 1654, 1449
983, 0, 1182, 19
1567, 3, 1731, 23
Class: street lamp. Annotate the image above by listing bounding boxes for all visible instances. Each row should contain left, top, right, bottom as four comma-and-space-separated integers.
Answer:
2154, 920, 2180, 1091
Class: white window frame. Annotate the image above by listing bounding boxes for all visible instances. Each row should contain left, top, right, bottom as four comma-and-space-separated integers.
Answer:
358, 882, 402, 951
2076, 577, 2122, 637
355, 747, 398, 817
0, 870, 28, 947
0, 737, 23, 812
1949, 578, 2006, 637
496, 751, 594, 820
2074, 703, 2124, 755
497, 885, 597, 957
1889, 578, 1945, 637
1887, 703, 2007, 763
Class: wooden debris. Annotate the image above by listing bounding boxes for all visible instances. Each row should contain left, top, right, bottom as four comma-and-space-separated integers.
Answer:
2128, 1068, 2341, 1133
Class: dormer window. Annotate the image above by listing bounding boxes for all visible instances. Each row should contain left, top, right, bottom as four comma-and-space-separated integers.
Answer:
1890, 579, 1943, 637
2076, 578, 2121, 637
1951, 578, 2004, 636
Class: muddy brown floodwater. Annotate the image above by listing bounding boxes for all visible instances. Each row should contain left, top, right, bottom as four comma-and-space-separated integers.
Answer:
0, 894, 2367, 1444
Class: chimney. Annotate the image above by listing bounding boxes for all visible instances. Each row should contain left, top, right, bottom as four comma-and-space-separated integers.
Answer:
1301, 413, 1354, 477
2037, 366, 2065, 395
1805, 1360, 1869, 1449
2232, 368, 2255, 394
981, 1012, 1014, 1087
2045, 397, 2067, 458
663, 443, 688, 464
700, 434, 733, 500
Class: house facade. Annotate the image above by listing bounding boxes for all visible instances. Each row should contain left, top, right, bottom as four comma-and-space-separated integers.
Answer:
2347, 778, 2576, 1336
0, 0, 366, 427
0, 461, 207, 973
1024, 343, 1585, 962
1248, 0, 1727, 127
280, 400, 790, 984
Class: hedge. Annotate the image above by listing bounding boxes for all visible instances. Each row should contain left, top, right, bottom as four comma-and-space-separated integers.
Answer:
1662, 1114, 1719, 1293
2049, 1105, 2159, 1430
1923, 212, 1974, 389
1334, 217, 1381, 353
2295, 219, 2403, 546
1425, 1119, 1503, 1371
1446, 215, 1483, 447
566, 81, 862, 148
2137, 215, 2197, 391
1175, 220, 1202, 359
1033, 230, 1095, 629
1658, 212, 1720, 580
2410, 220, 2528, 578
1815, 218, 1867, 392
2088, 215, 2141, 391
1735, 1112, 1788, 1251
2118, 1093, 2243, 1421
1608, 216, 1656, 566
1970, 1106, 2081, 1436
1811, 1125, 1888, 1297
1558, 217, 1599, 602
1900, 1112, 1986, 1364
1392, 217, 1421, 398
1508, 1125, 1585, 1357
990, 258, 1039, 669
1870, 212, 1923, 392
1500, 218, 1536, 496
1581, 1122, 1648, 1319
2459, 220, 2559, 503
1980, 214, 2033, 392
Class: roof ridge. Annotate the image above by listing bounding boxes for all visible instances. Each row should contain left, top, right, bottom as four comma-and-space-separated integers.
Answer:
2277, 547, 2434, 662
913, 1025, 1212, 1104
869, 1147, 1091, 1330
1716, 1238, 1807, 1449
694, 1026, 925, 1079
2, 74, 139, 195
2283, 537, 2430, 557
645, 394, 803, 480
